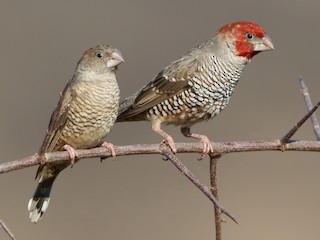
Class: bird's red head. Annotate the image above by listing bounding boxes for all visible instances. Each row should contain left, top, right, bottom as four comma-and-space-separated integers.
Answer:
219, 21, 274, 60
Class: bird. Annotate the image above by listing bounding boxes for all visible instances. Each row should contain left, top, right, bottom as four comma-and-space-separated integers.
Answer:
28, 45, 124, 223
117, 21, 274, 156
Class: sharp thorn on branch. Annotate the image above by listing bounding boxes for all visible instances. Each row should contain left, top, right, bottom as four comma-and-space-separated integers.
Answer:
299, 77, 320, 140
280, 100, 320, 145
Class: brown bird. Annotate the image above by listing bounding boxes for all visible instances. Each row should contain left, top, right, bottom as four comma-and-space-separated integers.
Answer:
28, 45, 124, 223
117, 21, 274, 156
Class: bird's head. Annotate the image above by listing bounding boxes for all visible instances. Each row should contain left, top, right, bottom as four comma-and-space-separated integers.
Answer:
218, 21, 274, 60
78, 45, 124, 74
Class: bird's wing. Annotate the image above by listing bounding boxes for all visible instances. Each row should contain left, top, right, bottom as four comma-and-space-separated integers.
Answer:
118, 57, 200, 119
38, 82, 73, 156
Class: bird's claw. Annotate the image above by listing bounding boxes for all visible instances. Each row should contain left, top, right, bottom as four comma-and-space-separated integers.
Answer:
198, 136, 213, 160
37, 154, 47, 164
161, 155, 169, 161
101, 141, 116, 161
62, 144, 78, 165
161, 138, 177, 154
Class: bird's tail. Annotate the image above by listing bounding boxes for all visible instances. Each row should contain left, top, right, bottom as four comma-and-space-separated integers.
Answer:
118, 95, 136, 116
28, 174, 57, 223
117, 93, 148, 122
117, 96, 136, 122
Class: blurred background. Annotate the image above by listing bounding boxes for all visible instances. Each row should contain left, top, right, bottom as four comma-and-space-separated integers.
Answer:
1, 0, 320, 239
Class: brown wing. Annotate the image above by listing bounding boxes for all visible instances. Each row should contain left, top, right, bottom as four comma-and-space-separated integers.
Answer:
38, 82, 72, 156
118, 57, 200, 120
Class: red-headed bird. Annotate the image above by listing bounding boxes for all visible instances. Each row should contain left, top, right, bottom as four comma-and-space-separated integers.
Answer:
117, 21, 274, 156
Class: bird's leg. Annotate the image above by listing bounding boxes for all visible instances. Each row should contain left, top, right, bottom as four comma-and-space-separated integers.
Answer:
62, 144, 78, 165
101, 141, 116, 159
181, 126, 213, 158
152, 120, 177, 153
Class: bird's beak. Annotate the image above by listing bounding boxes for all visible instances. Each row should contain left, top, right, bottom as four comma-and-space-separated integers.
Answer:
107, 49, 125, 68
253, 35, 274, 52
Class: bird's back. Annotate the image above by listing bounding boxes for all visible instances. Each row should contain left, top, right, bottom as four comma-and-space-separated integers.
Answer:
117, 42, 246, 126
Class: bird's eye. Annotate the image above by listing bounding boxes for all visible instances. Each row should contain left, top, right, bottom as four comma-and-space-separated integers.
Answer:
96, 53, 103, 58
246, 33, 254, 40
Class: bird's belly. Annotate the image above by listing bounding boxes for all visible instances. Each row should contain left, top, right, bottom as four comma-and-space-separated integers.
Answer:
58, 106, 118, 150
147, 94, 227, 126
62, 124, 111, 149
148, 107, 213, 126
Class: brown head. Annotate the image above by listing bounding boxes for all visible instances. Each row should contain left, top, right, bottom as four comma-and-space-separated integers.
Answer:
76, 45, 124, 75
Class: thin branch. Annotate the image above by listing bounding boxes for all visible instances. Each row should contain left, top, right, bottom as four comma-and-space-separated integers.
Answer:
0, 219, 15, 240
2, 140, 320, 175
280, 100, 320, 144
161, 146, 237, 224
299, 77, 320, 140
210, 154, 223, 240
2, 140, 320, 226
2, 141, 320, 227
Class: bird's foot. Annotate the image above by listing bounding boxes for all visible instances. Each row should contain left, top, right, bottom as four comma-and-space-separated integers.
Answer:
198, 135, 213, 159
101, 141, 116, 159
36, 154, 46, 164
152, 122, 177, 153
181, 127, 213, 159
162, 135, 177, 154
62, 144, 78, 165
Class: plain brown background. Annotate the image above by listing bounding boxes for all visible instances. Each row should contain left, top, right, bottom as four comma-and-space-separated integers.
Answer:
1, 1, 320, 239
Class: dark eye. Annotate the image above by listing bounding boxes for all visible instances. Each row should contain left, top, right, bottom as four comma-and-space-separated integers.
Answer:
96, 53, 103, 58
246, 33, 254, 40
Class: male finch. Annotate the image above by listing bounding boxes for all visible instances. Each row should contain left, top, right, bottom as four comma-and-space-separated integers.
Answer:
117, 21, 274, 156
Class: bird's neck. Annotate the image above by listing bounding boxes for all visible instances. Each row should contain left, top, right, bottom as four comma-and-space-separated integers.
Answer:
74, 70, 116, 83
211, 54, 245, 92
203, 34, 248, 64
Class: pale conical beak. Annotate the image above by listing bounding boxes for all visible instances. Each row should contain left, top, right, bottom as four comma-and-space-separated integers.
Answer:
107, 49, 125, 68
253, 35, 274, 52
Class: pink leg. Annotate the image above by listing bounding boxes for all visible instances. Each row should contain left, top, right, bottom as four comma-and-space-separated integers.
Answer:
152, 120, 177, 153
181, 127, 213, 158
62, 144, 78, 164
101, 141, 116, 158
